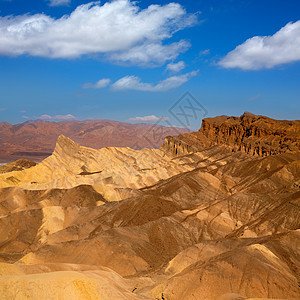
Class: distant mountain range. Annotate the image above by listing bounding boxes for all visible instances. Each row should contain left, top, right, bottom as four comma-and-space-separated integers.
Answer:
0, 119, 190, 162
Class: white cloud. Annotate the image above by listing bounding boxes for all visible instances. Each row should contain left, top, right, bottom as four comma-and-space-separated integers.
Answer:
34, 114, 76, 120
48, 0, 71, 6
110, 41, 190, 66
82, 78, 111, 89
199, 49, 210, 55
111, 70, 198, 92
0, 1, 197, 65
166, 61, 185, 72
219, 21, 300, 70
127, 115, 169, 122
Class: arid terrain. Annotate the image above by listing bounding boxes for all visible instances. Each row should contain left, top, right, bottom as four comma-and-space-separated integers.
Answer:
0, 112, 299, 300
0, 119, 189, 163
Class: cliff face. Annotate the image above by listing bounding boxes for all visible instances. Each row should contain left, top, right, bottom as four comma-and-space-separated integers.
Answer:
161, 112, 300, 157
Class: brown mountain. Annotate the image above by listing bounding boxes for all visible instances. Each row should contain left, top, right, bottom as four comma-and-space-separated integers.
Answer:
0, 119, 189, 163
161, 112, 300, 157
0, 113, 299, 300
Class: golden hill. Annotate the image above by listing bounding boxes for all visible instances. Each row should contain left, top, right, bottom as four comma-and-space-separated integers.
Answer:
0, 114, 299, 300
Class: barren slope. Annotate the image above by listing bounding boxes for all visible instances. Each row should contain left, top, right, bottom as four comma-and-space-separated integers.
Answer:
0, 113, 299, 300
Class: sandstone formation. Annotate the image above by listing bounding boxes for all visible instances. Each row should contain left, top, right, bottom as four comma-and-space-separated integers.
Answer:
0, 113, 299, 300
0, 159, 36, 174
161, 112, 300, 157
0, 119, 189, 163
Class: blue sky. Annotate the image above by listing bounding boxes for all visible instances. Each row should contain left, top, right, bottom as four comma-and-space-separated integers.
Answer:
0, 0, 299, 129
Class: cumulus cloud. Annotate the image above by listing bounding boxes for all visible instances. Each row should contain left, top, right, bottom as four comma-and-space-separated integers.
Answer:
127, 115, 169, 122
110, 41, 190, 66
0, 1, 197, 65
111, 70, 198, 92
219, 21, 300, 70
48, 0, 71, 6
34, 114, 76, 121
166, 61, 185, 72
82, 78, 111, 89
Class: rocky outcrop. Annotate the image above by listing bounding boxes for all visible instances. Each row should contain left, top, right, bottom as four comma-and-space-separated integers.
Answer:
0, 135, 193, 201
161, 112, 300, 157
0, 159, 36, 174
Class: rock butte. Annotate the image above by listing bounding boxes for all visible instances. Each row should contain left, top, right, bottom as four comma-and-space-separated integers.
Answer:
0, 113, 299, 300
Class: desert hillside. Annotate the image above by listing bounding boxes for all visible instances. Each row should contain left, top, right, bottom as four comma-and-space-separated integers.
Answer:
0, 113, 299, 300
